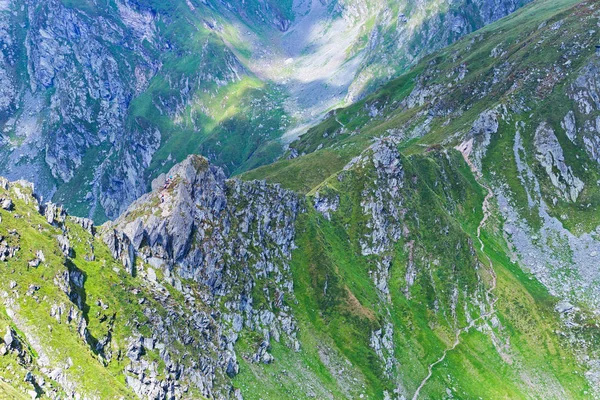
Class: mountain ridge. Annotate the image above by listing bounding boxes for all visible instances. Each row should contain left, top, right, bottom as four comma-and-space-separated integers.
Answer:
0, 0, 599, 398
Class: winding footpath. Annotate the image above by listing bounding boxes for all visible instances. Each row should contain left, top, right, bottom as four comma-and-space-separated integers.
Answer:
412, 142, 498, 400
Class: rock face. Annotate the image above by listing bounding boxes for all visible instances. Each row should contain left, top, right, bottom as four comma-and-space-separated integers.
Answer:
533, 122, 584, 202
497, 128, 600, 310
467, 108, 503, 170
567, 58, 600, 165
0, 0, 163, 220
359, 139, 406, 257
106, 155, 301, 398
0, 0, 243, 221
313, 190, 339, 221
111, 155, 299, 290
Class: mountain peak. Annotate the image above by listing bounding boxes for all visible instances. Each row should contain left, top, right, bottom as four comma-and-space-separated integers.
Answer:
0, 0, 599, 399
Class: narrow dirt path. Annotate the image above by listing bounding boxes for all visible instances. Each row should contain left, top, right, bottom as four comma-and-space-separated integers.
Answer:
412, 143, 497, 400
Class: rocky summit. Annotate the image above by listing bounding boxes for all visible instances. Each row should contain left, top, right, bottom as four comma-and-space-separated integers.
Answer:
1, 0, 600, 399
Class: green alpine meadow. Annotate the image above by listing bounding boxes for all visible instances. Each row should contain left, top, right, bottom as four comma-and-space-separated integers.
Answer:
0, 0, 599, 398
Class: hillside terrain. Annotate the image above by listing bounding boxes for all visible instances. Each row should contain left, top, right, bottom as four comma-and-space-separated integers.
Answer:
0, 0, 529, 222
0, 0, 599, 399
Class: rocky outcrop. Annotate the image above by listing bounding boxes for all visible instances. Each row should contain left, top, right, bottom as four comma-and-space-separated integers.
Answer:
561, 111, 577, 143
533, 122, 584, 203
104, 155, 301, 398
103, 228, 135, 274
359, 139, 405, 257
469, 108, 502, 169
0, 234, 18, 261
567, 59, 600, 166
0, 197, 12, 210
42, 202, 66, 226
370, 322, 397, 379
313, 190, 340, 221
570, 59, 600, 115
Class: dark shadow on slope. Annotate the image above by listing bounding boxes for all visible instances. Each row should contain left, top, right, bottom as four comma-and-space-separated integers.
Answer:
65, 258, 111, 363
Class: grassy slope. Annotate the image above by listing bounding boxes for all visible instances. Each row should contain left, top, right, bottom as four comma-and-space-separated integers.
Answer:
238, 0, 599, 397
234, 145, 595, 398
0, 185, 135, 398
0, 182, 213, 398
240, 0, 588, 196
0, 150, 595, 398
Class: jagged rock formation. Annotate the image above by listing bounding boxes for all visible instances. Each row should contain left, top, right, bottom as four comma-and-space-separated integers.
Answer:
106, 155, 303, 397
0, 155, 307, 399
533, 122, 584, 202
0, 0, 599, 399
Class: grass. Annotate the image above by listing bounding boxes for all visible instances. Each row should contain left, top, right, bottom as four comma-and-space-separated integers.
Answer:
271, 142, 596, 398
3, 0, 600, 398
0, 182, 216, 398
1, 140, 597, 398
249, 135, 592, 397
0, 185, 136, 398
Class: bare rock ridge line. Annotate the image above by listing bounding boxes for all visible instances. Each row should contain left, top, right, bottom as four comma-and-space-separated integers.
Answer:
412, 144, 498, 400
100, 154, 302, 398
1, 0, 599, 397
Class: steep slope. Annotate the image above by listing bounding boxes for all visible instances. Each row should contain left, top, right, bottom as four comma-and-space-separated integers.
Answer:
241, 0, 600, 394
0, 0, 599, 399
286, 140, 596, 399
0, 160, 302, 399
0, 0, 530, 222
244, 0, 600, 306
0, 149, 596, 398
0, 0, 286, 222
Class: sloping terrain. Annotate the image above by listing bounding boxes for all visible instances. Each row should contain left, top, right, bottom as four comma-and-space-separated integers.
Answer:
0, 146, 596, 398
245, 0, 600, 309
0, 0, 530, 222
0, 0, 599, 399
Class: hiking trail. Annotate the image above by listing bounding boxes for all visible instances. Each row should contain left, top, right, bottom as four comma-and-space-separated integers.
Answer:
411, 142, 498, 400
